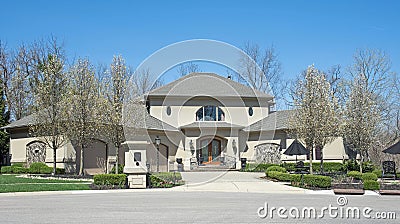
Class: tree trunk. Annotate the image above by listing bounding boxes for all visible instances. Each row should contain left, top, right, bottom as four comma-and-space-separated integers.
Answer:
115, 145, 119, 174
309, 146, 313, 174
320, 147, 324, 174
79, 144, 84, 176
359, 153, 363, 173
52, 146, 57, 176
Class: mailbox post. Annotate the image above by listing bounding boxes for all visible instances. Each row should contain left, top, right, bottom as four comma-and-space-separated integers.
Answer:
123, 141, 149, 189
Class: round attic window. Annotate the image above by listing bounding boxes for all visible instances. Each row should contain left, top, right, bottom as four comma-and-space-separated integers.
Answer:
248, 107, 254, 116
166, 106, 172, 116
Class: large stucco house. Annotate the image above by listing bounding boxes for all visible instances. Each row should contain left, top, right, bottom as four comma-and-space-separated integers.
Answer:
2, 73, 349, 174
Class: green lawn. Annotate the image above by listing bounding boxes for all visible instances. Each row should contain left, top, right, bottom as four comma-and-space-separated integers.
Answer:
0, 175, 91, 193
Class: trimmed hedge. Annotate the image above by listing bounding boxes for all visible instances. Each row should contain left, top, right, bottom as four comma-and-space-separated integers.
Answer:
362, 173, 378, 181
1, 163, 64, 174
266, 171, 292, 182
290, 174, 302, 184
1, 166, 29, 174
266, 166, 286, 173
150, 172, 184, 188
243, 163, 277, 172
291, 174, 332, 188
302, 175, 332, 188
347, 171, 362, 180
363, 180, 380, 190
1, 164, 29, 174
29, 162, 52, 174
281, 162, 344, 173
152, 172, 182, 183
93, 174, 127, 187
303, 162, 344, 173
11, 162, 26, 167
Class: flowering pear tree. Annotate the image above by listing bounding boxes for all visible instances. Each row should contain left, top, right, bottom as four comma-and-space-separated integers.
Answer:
343, 49, 392, 171
103, 55, 128, 174
30, 52, 68, 175
290, 65, 340, 174
65, 59, 103, 175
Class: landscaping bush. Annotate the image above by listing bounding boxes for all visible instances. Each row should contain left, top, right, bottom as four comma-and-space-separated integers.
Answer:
93, 174, 127, 187
11, 162, 26, 167
111, 164, 124, 174
29, 162, 52, 174
362, 161, 375, 173
372, 169, 382, 178
280, 163, 296, 172
56, 168, 66, 174
347, 171, 362, 180
302, 162, 344, 173
1, 166, 12, 173
363, 180, 380, 190
344, 160, 359, 172
152, 172, 182, 183
280, 162, 344, 173
1, 165, 29, 174
290, 174, 302, 184
302, 175, 332, 188
266, 171, 292, 182
150, 172, 184, 188
266, 166, 286, 173
362, 173, 378, 181
244, 163, 277, 172
12, 167, 30, 174
344, 160, 376, 173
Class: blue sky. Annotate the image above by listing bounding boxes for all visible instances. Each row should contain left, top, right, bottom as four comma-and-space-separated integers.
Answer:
1, 0, 399, 82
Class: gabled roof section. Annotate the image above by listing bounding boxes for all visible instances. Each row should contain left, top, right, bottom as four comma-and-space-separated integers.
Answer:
144, 112, 178, 131
2, 106, 177, 132
123, 102, 178, 132
2, 114, 36, 129
146, 73, 274, 99
243, 110, 294, 132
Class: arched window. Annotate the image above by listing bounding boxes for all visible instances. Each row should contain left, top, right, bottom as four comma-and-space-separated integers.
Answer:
196, 106, 225, 121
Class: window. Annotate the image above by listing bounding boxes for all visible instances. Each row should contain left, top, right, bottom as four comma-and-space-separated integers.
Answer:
166, 106, 171, 116
196, 106, 225, 121
248, 107, 254, 116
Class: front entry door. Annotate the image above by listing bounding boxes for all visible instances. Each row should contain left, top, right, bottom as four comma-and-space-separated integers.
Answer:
199, 139, 221, 164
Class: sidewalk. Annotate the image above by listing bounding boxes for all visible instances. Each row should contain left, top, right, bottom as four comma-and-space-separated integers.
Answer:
172, 171, 307, 194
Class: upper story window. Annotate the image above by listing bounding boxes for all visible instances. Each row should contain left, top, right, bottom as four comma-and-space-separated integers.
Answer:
166, 106, 172, 116
248, 107, 254, 116
196, 106, 225, 121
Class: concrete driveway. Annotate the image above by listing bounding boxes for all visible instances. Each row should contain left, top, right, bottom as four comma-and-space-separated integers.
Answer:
175, 171, 307, 194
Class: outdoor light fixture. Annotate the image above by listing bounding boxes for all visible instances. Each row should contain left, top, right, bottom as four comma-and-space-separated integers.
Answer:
155, 136, 161, 172
232, 139, 237, 155
155, 136, 161, 146
189, 140, 195, 156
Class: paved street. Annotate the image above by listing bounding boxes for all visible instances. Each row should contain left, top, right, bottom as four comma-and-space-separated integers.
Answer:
1, 191, 399, 223
0, 172, 399, 223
